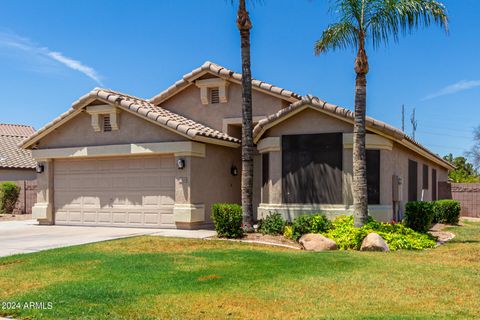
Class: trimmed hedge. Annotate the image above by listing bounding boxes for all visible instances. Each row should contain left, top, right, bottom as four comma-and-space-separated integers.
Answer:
258, 212, 286, 235
404, 201, 434, 233
291, 214, 331, 241
0, 182, 20, 214
433, 200, 461, 224
212, 203, 243, 238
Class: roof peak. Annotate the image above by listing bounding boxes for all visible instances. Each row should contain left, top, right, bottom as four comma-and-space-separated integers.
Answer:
148, 61, 302, 105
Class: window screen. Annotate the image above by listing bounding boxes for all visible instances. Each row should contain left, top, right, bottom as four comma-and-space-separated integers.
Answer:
367, 150, 380, 205
408, 160, 418, 201
282, 133, 343, 204
422, 164, 429, 189
432, 168, 437, 201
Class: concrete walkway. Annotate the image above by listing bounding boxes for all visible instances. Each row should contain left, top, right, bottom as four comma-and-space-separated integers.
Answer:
0, 220, 216, 258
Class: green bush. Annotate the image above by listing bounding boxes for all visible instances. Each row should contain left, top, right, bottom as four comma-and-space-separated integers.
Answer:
433, 200, 461, 224
0, 182, 20, 214
291, 214, 331, 241
258, 212, 286, 235
404, 201, 435, 233
323, 216, 437, 251
211, 203, 243, 238
283, 225, 293, 239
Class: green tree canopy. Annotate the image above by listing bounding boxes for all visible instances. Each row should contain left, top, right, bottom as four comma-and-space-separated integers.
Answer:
444, 154, 480, 183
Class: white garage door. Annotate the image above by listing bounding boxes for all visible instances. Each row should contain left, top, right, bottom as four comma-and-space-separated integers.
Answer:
54, 156, 176, 228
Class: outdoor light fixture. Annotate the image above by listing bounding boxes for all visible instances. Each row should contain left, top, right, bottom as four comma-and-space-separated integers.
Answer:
36, 164, 44, 174
230, 165, 238, 176
177, 159, 185, 170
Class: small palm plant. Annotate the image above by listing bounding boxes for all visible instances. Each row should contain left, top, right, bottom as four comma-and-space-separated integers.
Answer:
315, 0, 448, 227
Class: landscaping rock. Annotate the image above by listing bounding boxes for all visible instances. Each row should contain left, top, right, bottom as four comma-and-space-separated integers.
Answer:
360, 233, 390, 252
299, 234, 338, 251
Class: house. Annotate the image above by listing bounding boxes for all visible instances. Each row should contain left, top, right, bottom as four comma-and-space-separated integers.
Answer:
0, 124, 36, 181
21, 61, 453, 229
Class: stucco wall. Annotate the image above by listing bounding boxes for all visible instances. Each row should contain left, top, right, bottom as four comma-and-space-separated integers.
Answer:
258, 108, 450, 220
0, 168, 36, 181
159, 82, 290, 132
190, 144, 241, 224
37, 109, 186, 149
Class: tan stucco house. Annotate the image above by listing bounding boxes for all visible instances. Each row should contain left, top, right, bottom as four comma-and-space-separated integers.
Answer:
0, 124, 36, 181
21, 61, 453, 229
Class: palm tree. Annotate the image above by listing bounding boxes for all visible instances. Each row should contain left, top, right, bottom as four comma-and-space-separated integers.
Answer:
236, 0, 254, 229
315, 0, 448, 227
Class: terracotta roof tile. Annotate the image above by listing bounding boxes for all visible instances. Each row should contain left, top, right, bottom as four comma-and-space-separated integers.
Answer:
21, 88, 240, 149
0, 124, 35, 137
148, 61, 302, 105
253, 95, 453, 170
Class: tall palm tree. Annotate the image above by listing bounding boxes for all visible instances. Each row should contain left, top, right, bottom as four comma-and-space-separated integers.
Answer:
315, 0, 448, 227
236, 0, 254, 229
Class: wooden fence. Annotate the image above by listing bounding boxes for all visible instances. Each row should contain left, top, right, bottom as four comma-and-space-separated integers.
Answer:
0, 180, 37, 214
439, 182, 480, 218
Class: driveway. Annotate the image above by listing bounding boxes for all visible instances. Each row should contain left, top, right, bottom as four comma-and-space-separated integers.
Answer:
0, 220, 216, 257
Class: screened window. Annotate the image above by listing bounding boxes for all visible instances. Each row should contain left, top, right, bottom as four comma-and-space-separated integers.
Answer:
282, 133, 343, 204
422, 164, 429, 189
408, 160, 418, 201
367, 150, 380, 204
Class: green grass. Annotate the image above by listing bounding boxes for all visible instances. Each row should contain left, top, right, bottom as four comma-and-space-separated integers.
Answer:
1, 222, 480, 319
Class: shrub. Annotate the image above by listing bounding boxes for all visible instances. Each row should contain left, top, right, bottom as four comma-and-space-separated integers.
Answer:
258, 212, 286, 235
404, 201, 435, 233
323, 215, 437, 251
211, 203, 243, 238
0, 182, 20, 214
433, 200, 461, 224
283, 225, 293, 239
291, 214, 331, 241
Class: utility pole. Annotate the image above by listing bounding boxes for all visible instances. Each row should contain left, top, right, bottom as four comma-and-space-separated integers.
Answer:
401, 104, 405, 132
410, 107, 417, 140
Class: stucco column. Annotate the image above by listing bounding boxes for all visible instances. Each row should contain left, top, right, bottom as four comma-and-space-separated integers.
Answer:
173, 155, 205, 228
32, 160, 54, 225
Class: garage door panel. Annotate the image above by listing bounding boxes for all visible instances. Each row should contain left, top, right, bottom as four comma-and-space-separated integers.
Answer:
54, 156, 175, 228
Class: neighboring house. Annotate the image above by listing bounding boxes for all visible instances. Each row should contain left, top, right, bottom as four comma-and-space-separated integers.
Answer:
0, 124, 36, 181
21, 61, 453, 229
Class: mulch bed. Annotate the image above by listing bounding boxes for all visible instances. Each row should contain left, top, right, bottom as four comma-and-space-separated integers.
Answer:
0, 213, 33, 221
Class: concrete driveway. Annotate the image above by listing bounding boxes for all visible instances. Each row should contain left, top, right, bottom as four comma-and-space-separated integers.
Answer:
0, 220, 216, 258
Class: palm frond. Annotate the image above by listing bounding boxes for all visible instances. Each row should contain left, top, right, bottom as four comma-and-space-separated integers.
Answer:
314, 21, 358, 55
366, 0, 448, 48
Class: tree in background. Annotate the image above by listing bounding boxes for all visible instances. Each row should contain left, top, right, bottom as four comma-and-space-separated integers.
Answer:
314, 0, 448, 227
466, 125, 480, 172
444, 154, 479, 183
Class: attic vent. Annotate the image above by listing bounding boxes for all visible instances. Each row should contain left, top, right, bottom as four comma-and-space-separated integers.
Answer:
210, 88, 220, 104
103, 115, 112, 132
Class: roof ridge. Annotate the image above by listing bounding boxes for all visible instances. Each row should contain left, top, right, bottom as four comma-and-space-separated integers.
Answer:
148, 61, 302, 105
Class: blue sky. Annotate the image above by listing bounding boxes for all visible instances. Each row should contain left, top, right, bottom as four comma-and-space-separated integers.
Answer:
0, 0, 478, 158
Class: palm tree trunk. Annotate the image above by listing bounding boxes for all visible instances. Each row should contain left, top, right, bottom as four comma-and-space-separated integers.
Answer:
237, 0, 254, 228
353, 33, 369, 228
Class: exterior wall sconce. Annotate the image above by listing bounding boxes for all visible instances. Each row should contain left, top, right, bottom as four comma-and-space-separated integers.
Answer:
231, 165, 238, 176
36, 164, 44, 174
177, 159, 185, 170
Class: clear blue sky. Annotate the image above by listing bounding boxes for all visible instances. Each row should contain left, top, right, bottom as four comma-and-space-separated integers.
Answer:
0, 0, 478, 158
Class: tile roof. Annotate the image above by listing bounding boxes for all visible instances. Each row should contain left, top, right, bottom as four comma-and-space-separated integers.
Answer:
148, 61, 302, 105
0, 124, 35, 137
21, 88, 240, 149
253, 95, 454, 170
0, 124, 36, 169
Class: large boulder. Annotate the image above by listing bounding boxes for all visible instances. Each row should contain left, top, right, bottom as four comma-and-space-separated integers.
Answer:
299, 234, 338, 251
360, 233, 390, 252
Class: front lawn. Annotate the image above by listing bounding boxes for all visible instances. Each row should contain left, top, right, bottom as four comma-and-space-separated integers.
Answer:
1, 222, 480, 319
